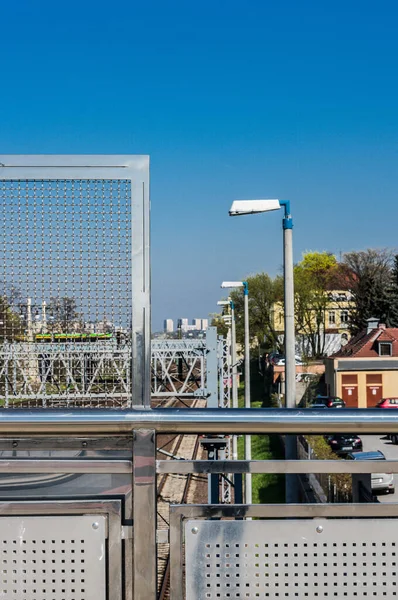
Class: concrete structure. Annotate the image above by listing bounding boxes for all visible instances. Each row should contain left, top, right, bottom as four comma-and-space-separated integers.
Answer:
324, 319, 398, 407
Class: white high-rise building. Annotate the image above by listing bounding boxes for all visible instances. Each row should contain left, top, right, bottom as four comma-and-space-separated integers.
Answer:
164, 319, 174, 333
201, 319, 208, 330
192, 318, 202, 330
177, 318, 189, 333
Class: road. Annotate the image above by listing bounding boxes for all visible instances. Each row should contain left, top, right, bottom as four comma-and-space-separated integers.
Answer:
360, 433, 397, 502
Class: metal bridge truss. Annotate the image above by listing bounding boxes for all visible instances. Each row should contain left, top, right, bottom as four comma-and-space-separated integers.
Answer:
0, 333, 232, 409
0, 341, 131, 407
151, 339, 207, 398
218, 332, 232, 503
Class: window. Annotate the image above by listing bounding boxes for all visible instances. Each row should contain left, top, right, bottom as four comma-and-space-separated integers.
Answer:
328, 311, 336, 325
340, 310, 349, 324
379, 342, 392, 356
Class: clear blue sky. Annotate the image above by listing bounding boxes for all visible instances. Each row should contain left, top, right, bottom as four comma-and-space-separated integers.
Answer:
1, 0, 397, 330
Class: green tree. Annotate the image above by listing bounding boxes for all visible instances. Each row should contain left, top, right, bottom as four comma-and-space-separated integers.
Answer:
210, 312, 229, 337
230, 273, 282, 352
293, 252, 338, 358
0, 297, 24, 341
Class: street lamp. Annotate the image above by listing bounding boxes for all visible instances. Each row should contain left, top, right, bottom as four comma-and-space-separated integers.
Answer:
229, 198, 297, 503
221, 280, 252, 504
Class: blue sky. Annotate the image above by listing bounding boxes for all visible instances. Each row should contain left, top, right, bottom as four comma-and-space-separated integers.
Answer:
1, 0, 398, 330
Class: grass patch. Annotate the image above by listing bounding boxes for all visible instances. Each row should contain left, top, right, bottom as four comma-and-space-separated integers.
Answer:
237, 363, 285, 503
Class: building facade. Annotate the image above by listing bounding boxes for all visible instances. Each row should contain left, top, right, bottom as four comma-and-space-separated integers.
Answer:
272, 290, 354, 357
164, 319, 174, 333
324, 319, 398, 407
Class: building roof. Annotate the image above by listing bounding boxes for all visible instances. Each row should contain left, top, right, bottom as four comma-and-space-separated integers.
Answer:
332, 324, 398, 358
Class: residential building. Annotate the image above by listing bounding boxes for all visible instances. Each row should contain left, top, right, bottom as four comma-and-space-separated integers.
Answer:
192, 318, 202, 330
177, 318, 189, 333
164, 319, 174, 333
324, 318, 398, 408
271, 289, 354, 356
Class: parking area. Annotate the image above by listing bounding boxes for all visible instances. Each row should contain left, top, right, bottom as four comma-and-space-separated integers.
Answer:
359, 433, 398, 502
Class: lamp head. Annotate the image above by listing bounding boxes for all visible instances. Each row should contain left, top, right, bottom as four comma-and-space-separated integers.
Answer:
229, 199, 281, 216
221, 281, 244, 288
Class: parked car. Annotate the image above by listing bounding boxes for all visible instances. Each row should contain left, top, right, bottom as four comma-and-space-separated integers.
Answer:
345, 450, 395, 494
375, 398, 398, 408
327, 434, 363, 456
275, 356, 303, 366
309, 395, 346, 408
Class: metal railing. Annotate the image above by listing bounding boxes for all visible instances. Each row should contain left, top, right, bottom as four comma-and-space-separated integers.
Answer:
0, 408, 397, 598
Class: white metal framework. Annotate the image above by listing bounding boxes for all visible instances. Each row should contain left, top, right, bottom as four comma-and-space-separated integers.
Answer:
0, 337, 223, 405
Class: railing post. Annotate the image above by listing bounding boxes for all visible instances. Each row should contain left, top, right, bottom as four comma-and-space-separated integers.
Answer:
206, 327, 218, 408
133, 429, 156, 599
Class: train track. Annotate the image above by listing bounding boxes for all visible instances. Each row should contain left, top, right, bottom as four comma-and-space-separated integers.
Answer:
157, 398, 207, 600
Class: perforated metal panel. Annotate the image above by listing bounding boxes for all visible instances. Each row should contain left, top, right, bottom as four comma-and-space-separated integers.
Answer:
0, 154, 151, 408
185, 518, 398, 599
0, 514, 106, 599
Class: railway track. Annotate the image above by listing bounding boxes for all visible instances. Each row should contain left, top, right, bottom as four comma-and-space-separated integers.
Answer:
157, 398, 207, 600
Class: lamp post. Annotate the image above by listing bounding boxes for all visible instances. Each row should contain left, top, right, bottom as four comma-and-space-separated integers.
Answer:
221, 281, 252, 505
229, 199, 298, 503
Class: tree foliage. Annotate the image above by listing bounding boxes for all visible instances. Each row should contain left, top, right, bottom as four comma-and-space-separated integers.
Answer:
293, 252, 338, 357
338, 249, 392, 334
47, 297, 81, 333
210, 312, 229, 338
0, 297, 24, 341
386, 255, 398, 328
230, 273, 282, 351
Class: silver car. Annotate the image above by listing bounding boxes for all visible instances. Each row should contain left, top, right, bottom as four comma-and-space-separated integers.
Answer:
346, 450, 395, 494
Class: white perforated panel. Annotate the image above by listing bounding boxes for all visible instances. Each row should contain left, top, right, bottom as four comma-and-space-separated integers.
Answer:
185, 518, 398, 599
0, 515, 106, 600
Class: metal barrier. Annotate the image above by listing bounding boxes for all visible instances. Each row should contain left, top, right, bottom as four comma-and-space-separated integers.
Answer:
0, 408, 397, 599
0, 155, 150, 408
0, 333, 222, 405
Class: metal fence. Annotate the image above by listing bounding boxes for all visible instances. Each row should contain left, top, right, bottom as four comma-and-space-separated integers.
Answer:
0, 155, 150, 407
0, 408, 397, 599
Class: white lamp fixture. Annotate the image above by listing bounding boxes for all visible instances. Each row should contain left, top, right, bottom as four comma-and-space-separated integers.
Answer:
217, 299, 231, 306
229, 199, 280, 216
221, 281, 244, 288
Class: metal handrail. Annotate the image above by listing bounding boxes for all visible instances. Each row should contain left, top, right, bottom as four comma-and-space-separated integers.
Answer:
0, 407, 396, 434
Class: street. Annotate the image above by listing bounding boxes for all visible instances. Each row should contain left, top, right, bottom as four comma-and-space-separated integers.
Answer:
359, 433, 398, 502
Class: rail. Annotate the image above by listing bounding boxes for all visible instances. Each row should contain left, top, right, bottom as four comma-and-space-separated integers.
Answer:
0, 407, 398, 599
0, 407, 396, 433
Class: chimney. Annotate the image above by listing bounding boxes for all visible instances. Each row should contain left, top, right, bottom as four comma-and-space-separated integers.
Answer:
366, 317, 379, 334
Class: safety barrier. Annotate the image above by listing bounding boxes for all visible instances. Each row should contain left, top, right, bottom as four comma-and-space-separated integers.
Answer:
0, 408, 397, 598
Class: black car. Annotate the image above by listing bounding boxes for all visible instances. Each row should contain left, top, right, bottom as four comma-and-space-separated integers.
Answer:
327, 434, 363, 455
310, 395, 346, 408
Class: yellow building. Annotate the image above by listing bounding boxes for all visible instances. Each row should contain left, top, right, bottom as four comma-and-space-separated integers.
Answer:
271, 290, 354, 355
324, 319, 398, 407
